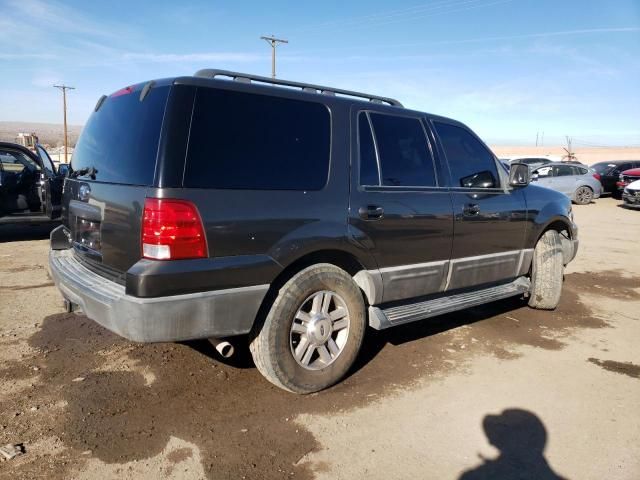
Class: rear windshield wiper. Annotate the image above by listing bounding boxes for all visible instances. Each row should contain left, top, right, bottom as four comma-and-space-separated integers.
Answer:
70, 166, 98, 180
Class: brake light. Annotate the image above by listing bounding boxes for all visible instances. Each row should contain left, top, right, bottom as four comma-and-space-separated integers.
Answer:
593, 172, 601, 182
142, 198, 207, 260
111, 86, 134, 97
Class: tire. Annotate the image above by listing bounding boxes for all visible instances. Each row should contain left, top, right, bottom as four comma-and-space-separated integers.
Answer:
574, 186, 593, 205
249, 263, 366, 394
528, 230, 564, 310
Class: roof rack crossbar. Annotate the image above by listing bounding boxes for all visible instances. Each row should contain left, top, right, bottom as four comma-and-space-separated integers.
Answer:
194, 69, 403, 107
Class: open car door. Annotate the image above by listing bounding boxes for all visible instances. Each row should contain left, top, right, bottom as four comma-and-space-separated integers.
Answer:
35, 145, 64, 219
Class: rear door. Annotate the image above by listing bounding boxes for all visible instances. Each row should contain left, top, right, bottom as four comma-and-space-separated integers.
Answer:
551, 164, 576, 196
431, 120, 528, 291
349, 109, 453, 303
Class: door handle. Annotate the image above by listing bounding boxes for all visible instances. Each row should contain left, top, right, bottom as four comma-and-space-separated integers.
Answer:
463, 203, 480, 216
358, 205, 384, 220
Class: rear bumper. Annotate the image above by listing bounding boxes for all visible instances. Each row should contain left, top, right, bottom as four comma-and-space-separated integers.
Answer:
49, 248, 269, 342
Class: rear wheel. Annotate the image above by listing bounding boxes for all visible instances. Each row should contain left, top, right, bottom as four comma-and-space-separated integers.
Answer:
528, 230, 564, 310
574, 186, 593, 205
249, 264, 366, 394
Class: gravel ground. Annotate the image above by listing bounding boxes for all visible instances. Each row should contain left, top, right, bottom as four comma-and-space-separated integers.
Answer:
0, 197, 639, 480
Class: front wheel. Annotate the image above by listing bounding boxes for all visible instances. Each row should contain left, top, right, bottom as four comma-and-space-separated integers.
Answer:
528, 230, 564, 310
249, 264, 366, 394
574, 186, 593, 205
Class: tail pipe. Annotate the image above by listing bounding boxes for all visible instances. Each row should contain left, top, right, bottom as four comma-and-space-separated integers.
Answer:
209, 338, 234, 358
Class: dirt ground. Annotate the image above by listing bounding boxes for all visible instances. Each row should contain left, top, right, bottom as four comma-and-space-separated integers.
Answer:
1, 197, 639, 480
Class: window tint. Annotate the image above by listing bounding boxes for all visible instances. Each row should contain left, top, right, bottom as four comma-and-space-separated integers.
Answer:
572, 166, 588, 175
185, 88, 330, 190
368, 113, 436, 187
358, 113, 379, 186
553, 165, 573, 177
434, 122, 499, 188
72, 85, 170, 185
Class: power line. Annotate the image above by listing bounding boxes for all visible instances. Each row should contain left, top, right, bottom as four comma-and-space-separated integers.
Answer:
53, 84, 75, 163
260, 35, 288, 78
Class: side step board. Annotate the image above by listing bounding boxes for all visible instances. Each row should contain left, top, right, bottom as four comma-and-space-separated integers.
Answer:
369, 276, 531, 330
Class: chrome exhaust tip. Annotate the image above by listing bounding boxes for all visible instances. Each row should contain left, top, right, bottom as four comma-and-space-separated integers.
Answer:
209, 338, 234, 358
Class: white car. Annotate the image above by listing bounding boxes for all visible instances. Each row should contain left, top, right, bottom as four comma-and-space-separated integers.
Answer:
622, 179, 640, 208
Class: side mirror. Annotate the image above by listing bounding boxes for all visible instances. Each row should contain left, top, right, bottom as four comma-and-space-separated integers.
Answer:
509, 162, 530, 187
57, 164, 70, 177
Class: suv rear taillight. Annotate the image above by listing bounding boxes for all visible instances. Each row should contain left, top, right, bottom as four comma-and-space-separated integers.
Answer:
142, 198, 207, 260
593, 172, 601, 182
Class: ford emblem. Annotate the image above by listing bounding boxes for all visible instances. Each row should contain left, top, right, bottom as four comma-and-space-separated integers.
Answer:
78, 184, 91, 202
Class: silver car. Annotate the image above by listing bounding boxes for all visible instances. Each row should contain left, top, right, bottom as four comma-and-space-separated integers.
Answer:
531, 162, 602, 204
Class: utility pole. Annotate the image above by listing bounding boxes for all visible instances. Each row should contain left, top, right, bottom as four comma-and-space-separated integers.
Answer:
53, 84, 75, 163
536, 131, 539, 147
260, 35, 288, 78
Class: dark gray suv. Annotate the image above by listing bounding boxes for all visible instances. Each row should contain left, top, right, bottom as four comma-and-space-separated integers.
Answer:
49, 70, 578, 393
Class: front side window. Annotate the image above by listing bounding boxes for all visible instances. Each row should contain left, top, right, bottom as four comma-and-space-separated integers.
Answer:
366, 113, 436, 187
185, 88, 331, 190
535, 166, 553, 178
434, 122, 499, 189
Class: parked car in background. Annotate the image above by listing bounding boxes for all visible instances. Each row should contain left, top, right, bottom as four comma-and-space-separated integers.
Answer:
506, 156, 558, 171
0, 142, 65, 221
591, 160, 640, 197
616, 167, 640, 195
532, 162, 601, 204
622, 179, 640, 209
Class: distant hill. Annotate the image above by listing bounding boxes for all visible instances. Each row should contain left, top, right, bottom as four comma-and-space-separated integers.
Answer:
0, 121, 83, 147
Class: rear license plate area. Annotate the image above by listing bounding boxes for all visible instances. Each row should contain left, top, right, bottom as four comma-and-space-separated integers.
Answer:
74, 216, 102, 252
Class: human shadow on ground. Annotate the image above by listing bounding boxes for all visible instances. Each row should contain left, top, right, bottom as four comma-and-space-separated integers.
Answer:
458, 409, 567, 480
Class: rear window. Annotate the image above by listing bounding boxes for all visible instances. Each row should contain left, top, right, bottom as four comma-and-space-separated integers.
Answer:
184, 88, 330, 190
591, 162, 617, 174
72, 85, 170, 185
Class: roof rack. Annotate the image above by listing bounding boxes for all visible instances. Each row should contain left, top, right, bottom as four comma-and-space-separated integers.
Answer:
194, 69, 403, 107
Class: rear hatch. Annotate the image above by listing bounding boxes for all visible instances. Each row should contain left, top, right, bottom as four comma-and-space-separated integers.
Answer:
63, 82, 171, 280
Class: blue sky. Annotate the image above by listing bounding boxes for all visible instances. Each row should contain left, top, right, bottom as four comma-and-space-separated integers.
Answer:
1, 0, 639, 145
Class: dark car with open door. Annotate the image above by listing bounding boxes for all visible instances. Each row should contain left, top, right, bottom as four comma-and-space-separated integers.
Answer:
0, 142, 65, 222
591, 160, 640, 197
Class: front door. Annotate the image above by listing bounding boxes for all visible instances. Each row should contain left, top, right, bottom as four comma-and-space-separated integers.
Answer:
348, 109, 454, 304
430, 120, 528, 291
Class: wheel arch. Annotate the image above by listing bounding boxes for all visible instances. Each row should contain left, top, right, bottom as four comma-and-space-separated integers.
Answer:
251, 249, 374, 336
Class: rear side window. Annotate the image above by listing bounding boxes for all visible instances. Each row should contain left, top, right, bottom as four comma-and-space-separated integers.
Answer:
365, 113, 436, 187
553, 165, 574, 177
185, 88, 330, 190
434, 122, 499, 189
72, 85, 170, 185
573, 166, 588, 175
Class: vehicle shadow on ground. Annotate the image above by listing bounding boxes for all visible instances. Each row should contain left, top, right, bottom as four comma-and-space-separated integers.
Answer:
184, 296, 530, 376
458, 408, 567, 480
0, 222, 59, 242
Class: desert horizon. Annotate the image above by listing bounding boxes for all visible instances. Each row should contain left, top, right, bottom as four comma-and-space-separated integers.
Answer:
1, 121, 638, 166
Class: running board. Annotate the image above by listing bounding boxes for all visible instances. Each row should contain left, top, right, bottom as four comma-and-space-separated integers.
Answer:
368, 276, 531, 330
